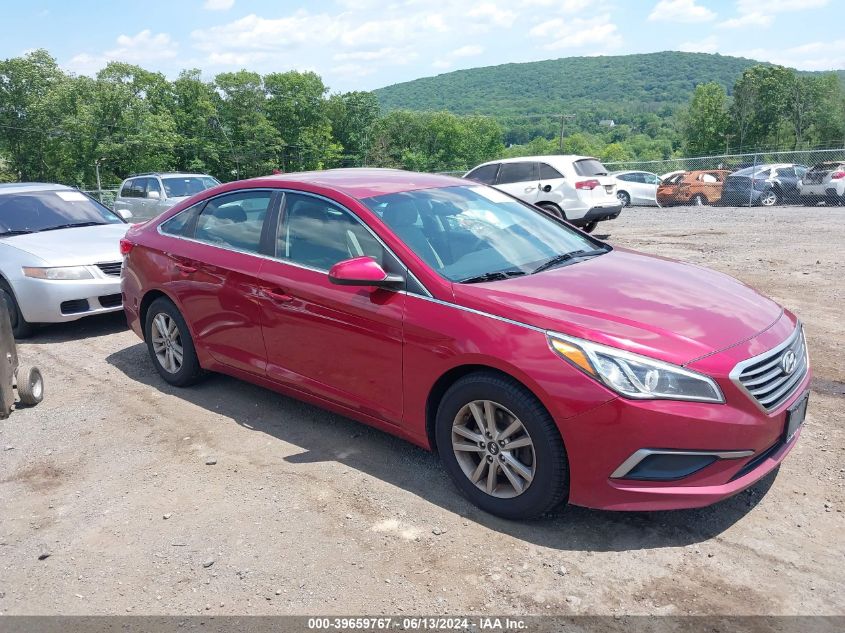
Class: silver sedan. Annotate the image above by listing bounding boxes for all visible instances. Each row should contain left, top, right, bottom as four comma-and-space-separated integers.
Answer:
0, 183, 129, 338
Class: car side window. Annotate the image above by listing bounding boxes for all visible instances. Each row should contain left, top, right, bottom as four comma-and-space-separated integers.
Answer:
466, 164, 499, 185
129, 179, 145, 198
497, 162, 538, 185
120, 180, 134, 198
146, 178, 163, 198
776, 167, 794, 178
278, 193, 385, 271
539, 163, 563, 180
194, 190, 272, 253
160, 202, 203, 237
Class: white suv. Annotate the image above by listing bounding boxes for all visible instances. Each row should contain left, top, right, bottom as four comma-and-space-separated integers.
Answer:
797, 161, 845, 205
464, 155, 622, 232
114, 172, 220, 221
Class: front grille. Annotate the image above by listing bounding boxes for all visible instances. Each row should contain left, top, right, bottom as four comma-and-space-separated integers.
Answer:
96, 261, 123, 276
60, 299, 90, 315
733, 326, 808, 412
98, 293, 122, 308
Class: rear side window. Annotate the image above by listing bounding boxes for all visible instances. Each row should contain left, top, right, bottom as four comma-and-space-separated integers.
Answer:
497, 162, 538, 184
465, 164, 499, 185
539, 163, 563, 180
120, 180, 134, 197
160, 203, 203, 237
775, 168, 794, 178
194, 190, 272, 253
573, 159, 608, 177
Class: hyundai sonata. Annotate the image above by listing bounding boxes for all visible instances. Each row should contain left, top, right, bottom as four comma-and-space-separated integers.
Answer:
120, 169, 810, 519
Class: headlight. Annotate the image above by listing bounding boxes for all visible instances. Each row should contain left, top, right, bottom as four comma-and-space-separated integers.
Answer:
22, 266, 94, 280
548, 332, 724, 403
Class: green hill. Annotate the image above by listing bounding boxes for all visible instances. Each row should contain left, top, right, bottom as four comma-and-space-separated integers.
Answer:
374, 51, 764, 119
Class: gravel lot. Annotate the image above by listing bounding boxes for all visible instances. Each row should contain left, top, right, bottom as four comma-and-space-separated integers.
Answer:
0, 205, 843, 616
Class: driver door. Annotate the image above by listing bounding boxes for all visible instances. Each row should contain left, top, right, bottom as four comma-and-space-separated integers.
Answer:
256, 192, 406, 425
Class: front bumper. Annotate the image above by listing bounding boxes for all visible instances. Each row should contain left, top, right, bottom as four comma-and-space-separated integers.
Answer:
14, 275, 123, 323
558, 315, 810, 511
569, 204, 623, 226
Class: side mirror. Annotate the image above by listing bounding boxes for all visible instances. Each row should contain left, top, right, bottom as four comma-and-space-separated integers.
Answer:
328, 257, 404, 290
542, 184, 552, 193
147, 190, 161, 200
116, 209, 132, 220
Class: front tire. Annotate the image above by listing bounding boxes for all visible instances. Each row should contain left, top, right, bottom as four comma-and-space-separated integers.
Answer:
435, 372, 568, 520
691, 194, 707, 207
0, 282, 34, 339
144, 297, 205, 387
760, 189, 779, 206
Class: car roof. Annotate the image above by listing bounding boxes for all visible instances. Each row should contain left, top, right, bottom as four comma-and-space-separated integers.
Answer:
0, 183, 73, 195
242, 168, 468, 199
609, 170, 655, 176
474, 155, 596, 169
123, 173, 213, 180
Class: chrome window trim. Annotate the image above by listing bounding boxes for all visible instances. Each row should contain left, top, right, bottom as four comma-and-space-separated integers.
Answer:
610, 448, 755, 479
729, 322, 808, 414
155, 187, 433, 298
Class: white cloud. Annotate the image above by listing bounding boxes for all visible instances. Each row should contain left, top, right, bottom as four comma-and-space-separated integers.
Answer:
452, 45, 484, 57
718, 11, 772, 28
530, 14, 622, 51
648, 0, 716, 23
736, 0, 828, 11
467, 3, 516, 28
679, 35, 719, 53
66, 30, 178, 75
203, 0, 234, 10
730, 39, 845, 70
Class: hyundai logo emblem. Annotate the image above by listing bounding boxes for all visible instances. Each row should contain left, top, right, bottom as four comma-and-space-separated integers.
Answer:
781, 350, 798, 376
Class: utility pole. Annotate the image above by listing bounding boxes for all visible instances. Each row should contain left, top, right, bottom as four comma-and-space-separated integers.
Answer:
558, 114, 575, 153
94, 159, 103, 192
722, 133, 734, 156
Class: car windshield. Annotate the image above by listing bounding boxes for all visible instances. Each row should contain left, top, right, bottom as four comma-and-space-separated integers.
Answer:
361, 185, 606, 283
161, 176, 219, 198
0, 190, 123, 235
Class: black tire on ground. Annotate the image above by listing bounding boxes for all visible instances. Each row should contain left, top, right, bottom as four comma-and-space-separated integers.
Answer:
435, 371, 569, 520
16, 365, 44, 406
144, 297, 205, 387
617, 191, 631, 207
0, 281, 34, 339
691, 194, 707, 207
538, 203, 565, 220
582, 221, 598, 233
760, 189, 780, 207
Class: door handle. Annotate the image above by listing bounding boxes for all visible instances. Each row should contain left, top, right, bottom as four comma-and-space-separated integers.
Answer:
524, 186, 536, 193
262, 287, 294, 303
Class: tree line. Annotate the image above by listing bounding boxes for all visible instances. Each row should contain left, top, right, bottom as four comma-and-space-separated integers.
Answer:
681, 65, 845, 157
2, 50, 844, 187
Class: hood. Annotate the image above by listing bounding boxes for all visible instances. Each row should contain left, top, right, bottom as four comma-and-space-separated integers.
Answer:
452, 248, 783, 366
3, 223, 129, 265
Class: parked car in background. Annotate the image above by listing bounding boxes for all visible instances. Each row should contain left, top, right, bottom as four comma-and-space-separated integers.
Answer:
798, 161, 845, 205
464, 155, 622, 233
0, 183, 129, 338
657, 170, 730, 206
122, 168, 809, 520
610, 171, 660, 207
114, 172, 220, 222
721, 164, 807, 206
660, 170, 685, 181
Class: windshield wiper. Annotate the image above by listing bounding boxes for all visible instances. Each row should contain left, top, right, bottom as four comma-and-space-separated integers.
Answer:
39, 221, 108, 232
0, 230, 35, 237
532, 248, 607, 274
459, 269, 526, 284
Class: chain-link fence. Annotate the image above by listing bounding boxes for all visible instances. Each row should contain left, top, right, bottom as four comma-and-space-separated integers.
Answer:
605, 148, 845, 175
82, 188, 120, 208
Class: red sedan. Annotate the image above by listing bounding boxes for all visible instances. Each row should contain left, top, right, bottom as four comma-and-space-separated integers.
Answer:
120, 169, 810, 519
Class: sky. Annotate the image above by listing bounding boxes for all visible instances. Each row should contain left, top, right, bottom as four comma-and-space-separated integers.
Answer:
2, 0, 841, 92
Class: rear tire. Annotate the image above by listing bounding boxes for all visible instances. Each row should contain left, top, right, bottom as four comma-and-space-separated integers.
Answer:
617, 191, 631, 207
435, 371, 568, 520
538, 202, 565, 220
0, 282, 34, 339
582, 221, 598, 233
691, 194, 707, 207
760, 189, 779, 207
16, 365, 44, 406
144, 297, 205, 387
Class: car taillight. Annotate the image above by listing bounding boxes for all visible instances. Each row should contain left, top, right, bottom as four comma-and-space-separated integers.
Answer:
119, 238, 135, 256
831, 171, 845, 180
575, 179, 600, 190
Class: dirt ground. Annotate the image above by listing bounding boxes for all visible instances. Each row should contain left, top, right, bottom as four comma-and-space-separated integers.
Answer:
0, 205, 842, 616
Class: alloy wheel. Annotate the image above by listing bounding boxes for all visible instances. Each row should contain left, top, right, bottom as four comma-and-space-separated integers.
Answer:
151, 312, 184, 374
451, 400, 536, 499
761, 191, 778, 206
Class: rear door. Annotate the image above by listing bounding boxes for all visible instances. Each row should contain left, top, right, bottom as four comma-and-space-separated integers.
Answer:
495, 162, 540, 204
114, 180, 134, 218
538, 162, 567, 206
465, 163, 500, 185
160, 189, 279, 375
256, 192, 405, 424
